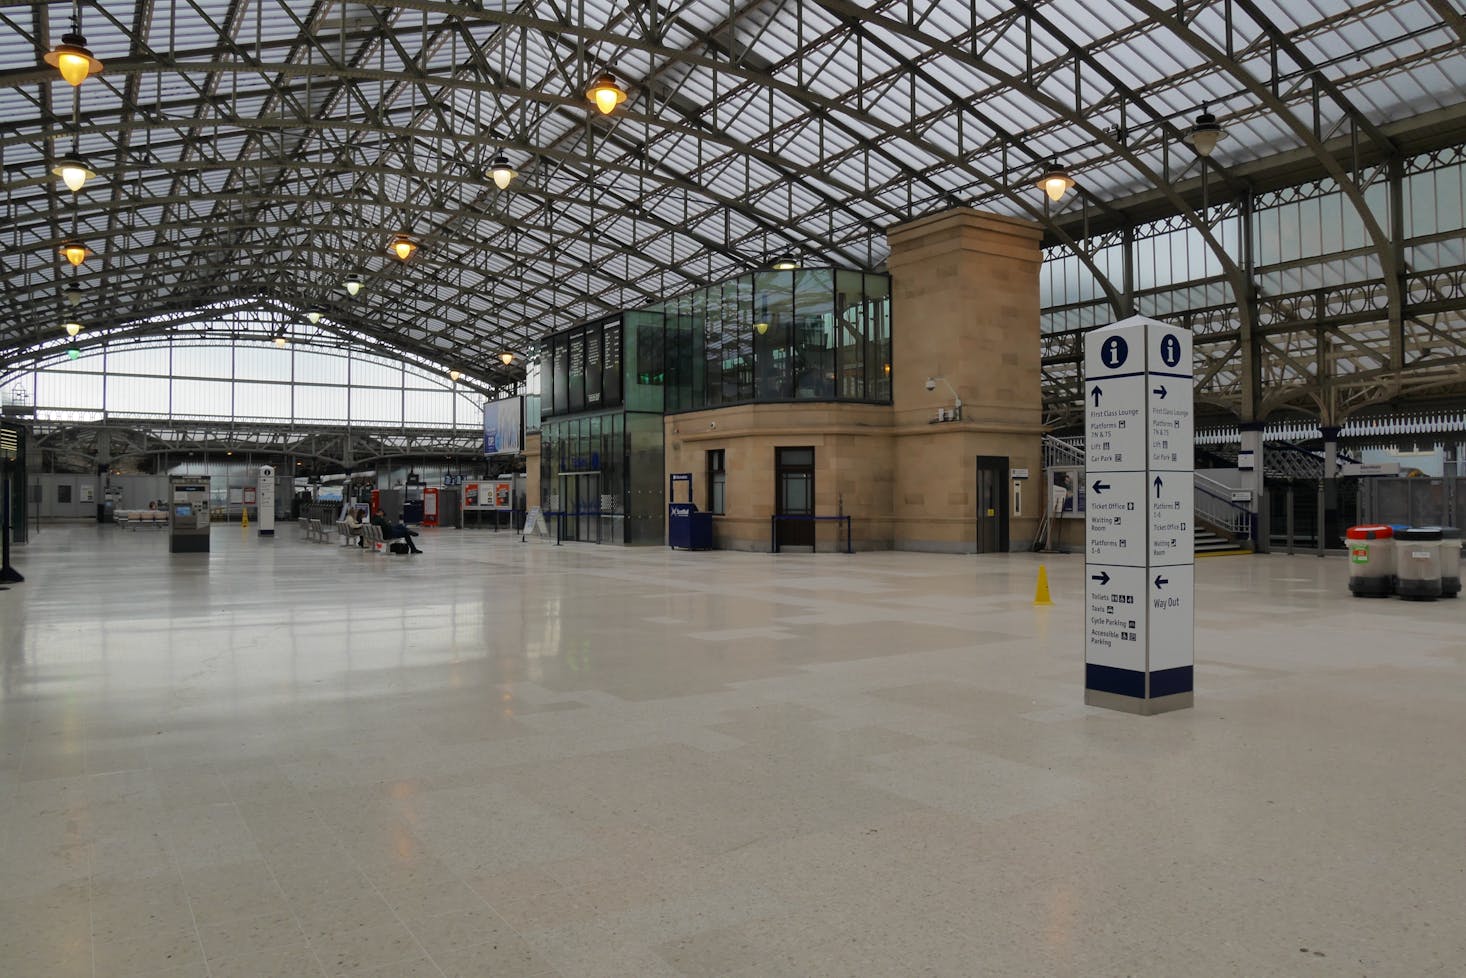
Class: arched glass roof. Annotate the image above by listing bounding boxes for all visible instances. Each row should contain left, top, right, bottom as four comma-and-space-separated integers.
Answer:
2, 0, 1464, 407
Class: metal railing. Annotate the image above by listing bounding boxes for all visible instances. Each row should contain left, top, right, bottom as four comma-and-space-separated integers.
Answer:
1042, 433, 1086, 468
1194, 473, 1252, 539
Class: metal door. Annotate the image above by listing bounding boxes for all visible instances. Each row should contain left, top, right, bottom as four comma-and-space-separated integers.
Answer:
975, 455, 1010, 553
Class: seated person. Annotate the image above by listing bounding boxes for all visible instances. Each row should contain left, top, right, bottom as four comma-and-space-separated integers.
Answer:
370, 507, 422, 554
341, 508, 366, 547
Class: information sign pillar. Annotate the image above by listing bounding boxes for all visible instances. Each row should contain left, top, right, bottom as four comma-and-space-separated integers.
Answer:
1083, 316, 1194, 715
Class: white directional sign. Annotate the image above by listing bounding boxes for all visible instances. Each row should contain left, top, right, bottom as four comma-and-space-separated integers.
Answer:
1086, 471, 1146, 565
1085, 564, 1147, 673
1147, 471, 1192, 566
1083, 316, 1194, 714
1148, 563, 1194, 674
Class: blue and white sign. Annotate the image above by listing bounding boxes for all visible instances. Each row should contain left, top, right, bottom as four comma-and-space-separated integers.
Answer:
1083, 316, 1194, 713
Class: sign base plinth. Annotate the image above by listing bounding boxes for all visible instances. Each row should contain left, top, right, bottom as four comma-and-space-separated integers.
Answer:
1085, 689, 1194, 716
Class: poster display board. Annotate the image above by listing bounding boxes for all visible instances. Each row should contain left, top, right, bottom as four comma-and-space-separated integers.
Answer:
1083, 315, 1194, 716
462, 479, 515, 510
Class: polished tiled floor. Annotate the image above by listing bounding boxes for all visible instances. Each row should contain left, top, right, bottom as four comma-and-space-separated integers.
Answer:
1, 524, 1463, 977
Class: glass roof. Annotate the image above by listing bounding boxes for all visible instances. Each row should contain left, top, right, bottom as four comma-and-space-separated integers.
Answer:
1, 0, 1463, 392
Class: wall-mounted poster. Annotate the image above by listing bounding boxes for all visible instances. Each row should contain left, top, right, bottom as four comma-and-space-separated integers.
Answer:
463, 482, 481, 508
494, 480, 513, 509
483, 397, 524, 455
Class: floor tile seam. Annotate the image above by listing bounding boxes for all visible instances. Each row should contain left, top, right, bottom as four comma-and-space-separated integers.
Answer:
321, 820, 449, 978
127, 790, 214, 978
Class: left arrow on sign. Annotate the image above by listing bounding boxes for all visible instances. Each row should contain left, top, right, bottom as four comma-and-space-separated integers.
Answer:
1154, 574, 1169, 589
1092, 480, 1111, 494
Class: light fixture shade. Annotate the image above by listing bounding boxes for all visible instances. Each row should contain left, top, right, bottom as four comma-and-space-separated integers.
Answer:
449, 369, 462, 382
59, 241, 90, 266
67, 346, 80, 360
770, 256, 800, 271
754, 322, 770, 335
274, 336, 287, 347
44, 34, 103, 87
499, 352, 515, 366
1182, 108, 1228, 158
489, 155, 518, 190
586, 72, 627, 114
63, 320, 82, 337
1036, 163, 1075, 203
53, 153, 97, 192
343, 276, 363, 297
64, 283, 83, 307
389, 234, 417, 261
305, 307, 324, 325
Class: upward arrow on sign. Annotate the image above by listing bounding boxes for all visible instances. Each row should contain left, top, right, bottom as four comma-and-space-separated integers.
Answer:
1153, 475, 1163, 498
1090, 385, 1103, 407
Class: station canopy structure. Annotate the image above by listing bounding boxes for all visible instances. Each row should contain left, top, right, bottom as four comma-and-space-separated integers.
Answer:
2, 0, 1465, 429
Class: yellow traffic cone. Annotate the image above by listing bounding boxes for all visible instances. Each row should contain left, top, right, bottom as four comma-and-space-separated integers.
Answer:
1033, 564, 1053, 606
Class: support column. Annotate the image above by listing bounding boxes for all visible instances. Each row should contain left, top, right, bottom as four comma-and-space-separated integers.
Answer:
1321, 425, 1341, 551
885, 209, 1045, 552
1239, 421, 1267, 551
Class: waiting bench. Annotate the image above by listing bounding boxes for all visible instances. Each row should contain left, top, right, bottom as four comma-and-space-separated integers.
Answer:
115, 510, 168, 529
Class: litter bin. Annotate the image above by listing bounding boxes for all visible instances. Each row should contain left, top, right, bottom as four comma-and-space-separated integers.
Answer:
1395, 527, 1443, 601
1345, 524, 1395, 597
1440, 527, 1461, 598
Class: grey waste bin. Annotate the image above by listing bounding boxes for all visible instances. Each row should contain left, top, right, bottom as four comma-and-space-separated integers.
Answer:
1440, 527, 1461, 598
1395, 527, 1443, 601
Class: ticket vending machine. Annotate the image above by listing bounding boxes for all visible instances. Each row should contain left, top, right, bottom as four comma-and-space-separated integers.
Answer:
169, 475, 211, 554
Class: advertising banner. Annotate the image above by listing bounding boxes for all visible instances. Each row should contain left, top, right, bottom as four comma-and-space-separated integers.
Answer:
483, 397, 524, 455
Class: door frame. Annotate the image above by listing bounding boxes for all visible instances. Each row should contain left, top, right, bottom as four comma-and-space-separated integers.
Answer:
975, 455, 1011, 553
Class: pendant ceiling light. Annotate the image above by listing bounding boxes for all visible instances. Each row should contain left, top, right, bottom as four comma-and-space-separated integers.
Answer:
63, 320, 83, 338
1182, 105, 1228, 158
1035, 162, 1075, 203
43, 6, 104, 88
305, 306, 324, 325
586, 72, 628, 115
755, 322, 770, 335
488, 155, 518, 191
59, 240, 91, 267
770, 256, 800, 271
52, 148, 97, 193
389, 234, 417, 261
63, 282, 83, 307
68, 347, 80, 360
449, 369, 462, 382
274, 336, 287, 347
498, 352, 515, 366
343, 275, 363, 297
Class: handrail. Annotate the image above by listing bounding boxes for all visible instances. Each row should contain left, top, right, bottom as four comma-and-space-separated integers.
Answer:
770, 514, 854, 554
1194, 481, 1252, 538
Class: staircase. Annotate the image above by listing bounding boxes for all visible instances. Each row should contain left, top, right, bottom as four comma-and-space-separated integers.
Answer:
1195, 525, 1248, 555
1042, 435, 1255, 554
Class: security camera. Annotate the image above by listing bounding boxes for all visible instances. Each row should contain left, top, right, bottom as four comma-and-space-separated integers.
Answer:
924, 377, 937, 391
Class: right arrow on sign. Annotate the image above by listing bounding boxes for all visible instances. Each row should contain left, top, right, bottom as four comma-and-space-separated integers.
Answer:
1152, 385, 1167, 399
1154, 574, 1169, 590
1091, 571, 1111, 586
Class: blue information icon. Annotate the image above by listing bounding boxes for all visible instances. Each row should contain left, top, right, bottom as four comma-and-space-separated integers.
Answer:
1100, 336, 1129, 370
1159, 334, 1182, 368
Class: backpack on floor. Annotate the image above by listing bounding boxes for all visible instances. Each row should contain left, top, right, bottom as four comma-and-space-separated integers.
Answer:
389, 541, 410, 555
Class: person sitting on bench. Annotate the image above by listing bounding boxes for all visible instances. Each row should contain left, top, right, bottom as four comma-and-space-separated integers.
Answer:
342, 508, 367, 547
370, 506, 422, 554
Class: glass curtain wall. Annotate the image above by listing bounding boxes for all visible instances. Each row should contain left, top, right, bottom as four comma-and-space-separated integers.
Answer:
648, 267, 891, 413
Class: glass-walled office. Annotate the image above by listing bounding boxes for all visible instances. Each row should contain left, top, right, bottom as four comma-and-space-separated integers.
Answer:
536, 265, 893, 544
540, 268, 892, 418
